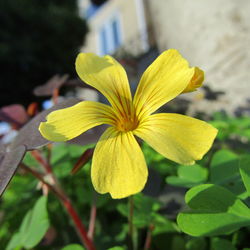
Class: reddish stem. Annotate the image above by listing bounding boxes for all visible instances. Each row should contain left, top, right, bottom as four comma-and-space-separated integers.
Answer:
31, 150, 52, 174
144, 224, 154, 250
88, 193, 97, 240
20, 164, 64, 200
25, 149, 96, 250
63, 198, 95, 250
21, 164, 95, 250
46, 143, 53, 164
52, 88, 59, 104
71, 148, 94, 175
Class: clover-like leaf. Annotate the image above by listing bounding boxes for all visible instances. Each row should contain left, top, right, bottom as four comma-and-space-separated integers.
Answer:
177, 184, 250, 236
0, 99, 85, 196
239, 155, 250, 197
0, 104, 28, 128
33, 74, 69, 96
210, 149, 246, 197
0, 145, 26, 196
0, 98, 101, 197
166, 164, 208, 188
9, 98, 81, 151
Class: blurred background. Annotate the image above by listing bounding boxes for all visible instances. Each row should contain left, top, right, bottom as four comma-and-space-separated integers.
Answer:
1, 0, 250, 249
78, 0, 250, 116
1, 0, 250, 114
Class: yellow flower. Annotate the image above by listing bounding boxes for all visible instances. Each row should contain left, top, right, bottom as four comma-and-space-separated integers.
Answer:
39, 49, 217, 199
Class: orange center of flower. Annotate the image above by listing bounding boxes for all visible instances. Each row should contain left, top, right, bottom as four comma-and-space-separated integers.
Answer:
116, 113, 139, 132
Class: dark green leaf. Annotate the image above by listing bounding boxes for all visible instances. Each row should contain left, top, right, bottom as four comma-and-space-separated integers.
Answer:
210, 238, 237, 250
239, 155, 250, 197
210, 149, 246, 197
185, 238, 207, 250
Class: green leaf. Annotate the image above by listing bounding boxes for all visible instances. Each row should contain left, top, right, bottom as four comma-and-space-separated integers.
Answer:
22, 196, 49, 248
185, 237, 207, 250
210, 238, 237, 250
114, 224, 128, 242
171, 235, 186, 250
151, 214, 177, 235
210, 150, 246, 196
22, 152, 40, 168
68, 144, 93, 158
177, 184, 250, 236
239, 155, 250, 197
6, 233, 22, 250
6, 196, 50, 249
61, 244, 86, 250
166, 164, 208, 188
117, 193, 161, 228
51, 143, 69, 165
108, 247, 126, 250
142, 142, 177, 175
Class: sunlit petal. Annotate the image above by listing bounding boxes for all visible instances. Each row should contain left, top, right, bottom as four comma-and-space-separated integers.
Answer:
182, 67, 204, 93
134, 49, 194, 119
76, 53, 133, 116
39, 101, 115, 141
91, 127, 148, 199
134, 113, 218, 165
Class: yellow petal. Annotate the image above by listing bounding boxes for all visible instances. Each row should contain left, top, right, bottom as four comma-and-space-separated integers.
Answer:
182, 67, 204, 93
39, 101, 115, 142
75, 53, 133, 117
134, 113, 217, 165
91, 127, 148, 199
133, 49, 195, 119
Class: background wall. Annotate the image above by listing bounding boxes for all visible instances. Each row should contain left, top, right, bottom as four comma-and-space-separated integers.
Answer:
81, 0, 148, 56
146, 0, 250, 114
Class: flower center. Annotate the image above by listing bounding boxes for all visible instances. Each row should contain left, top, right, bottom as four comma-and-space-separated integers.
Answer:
116, 114, 139, 132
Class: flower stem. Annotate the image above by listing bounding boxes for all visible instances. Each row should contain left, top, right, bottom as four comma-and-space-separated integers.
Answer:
62, 197, 95, 250
128, 195, 134, 250
88, 192, 97, 240
21, 154, 96, 250
144, 224, 154, 250
31, 150, 52, 174
52, 88, 59, 104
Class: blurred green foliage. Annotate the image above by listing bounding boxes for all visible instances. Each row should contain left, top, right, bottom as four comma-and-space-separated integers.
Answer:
0, 0, 88, 107
1, 113, 250, 249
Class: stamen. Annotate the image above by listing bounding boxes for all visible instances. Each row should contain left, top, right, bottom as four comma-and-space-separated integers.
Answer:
115, 110, 139, 132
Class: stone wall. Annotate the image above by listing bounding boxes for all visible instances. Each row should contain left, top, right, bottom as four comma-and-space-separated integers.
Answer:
146, 0, 250, 114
